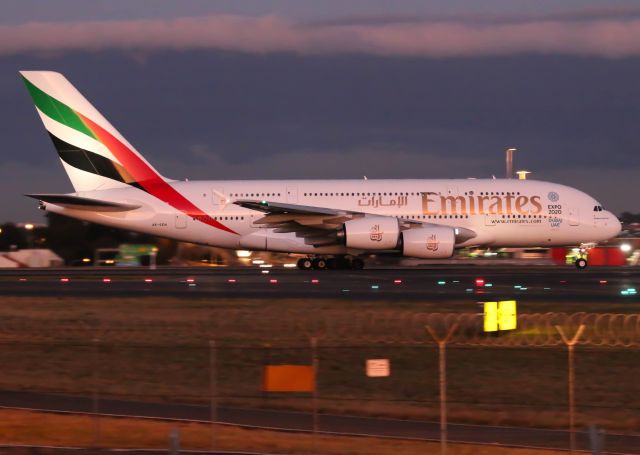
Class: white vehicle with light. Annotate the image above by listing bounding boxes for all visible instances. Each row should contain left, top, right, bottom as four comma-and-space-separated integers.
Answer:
20, 71, 621, 270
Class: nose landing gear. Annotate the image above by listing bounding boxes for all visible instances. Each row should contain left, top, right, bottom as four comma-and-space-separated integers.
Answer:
574, 246, 589, 269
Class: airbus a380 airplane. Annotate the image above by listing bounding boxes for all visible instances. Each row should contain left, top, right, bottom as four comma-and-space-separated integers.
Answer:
20, 71, 621, 270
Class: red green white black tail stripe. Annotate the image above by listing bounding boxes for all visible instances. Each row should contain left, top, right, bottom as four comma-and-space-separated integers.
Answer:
20, 71, 236, 235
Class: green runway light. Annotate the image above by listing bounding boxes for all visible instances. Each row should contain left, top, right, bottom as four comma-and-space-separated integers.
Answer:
437, 281, 446, 285
466, 288, 473, 292
484, 283, 493, 287
544, 287, 551, 290
453, 280, 460, 283
371, 285, 379, 289
520, 287, 528, 291
514, 285, 522, 289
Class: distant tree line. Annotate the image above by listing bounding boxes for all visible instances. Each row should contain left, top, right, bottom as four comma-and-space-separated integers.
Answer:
0, 213, 177, 265
619, 212, 640, 224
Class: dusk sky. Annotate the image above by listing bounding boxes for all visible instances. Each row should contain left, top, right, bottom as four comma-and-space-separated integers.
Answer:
3, 0, 640, 222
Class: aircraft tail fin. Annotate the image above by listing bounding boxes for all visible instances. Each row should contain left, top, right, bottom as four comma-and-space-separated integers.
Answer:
20, 71, 167, 193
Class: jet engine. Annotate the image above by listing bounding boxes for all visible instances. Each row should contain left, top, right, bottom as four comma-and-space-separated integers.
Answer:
342, 216, 400, 250
402, 226, 455, 259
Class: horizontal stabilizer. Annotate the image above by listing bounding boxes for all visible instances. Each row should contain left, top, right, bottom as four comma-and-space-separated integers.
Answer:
25, 194, 141, 212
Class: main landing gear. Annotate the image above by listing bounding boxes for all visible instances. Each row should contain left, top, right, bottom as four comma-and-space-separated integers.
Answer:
296, 256, 364, 270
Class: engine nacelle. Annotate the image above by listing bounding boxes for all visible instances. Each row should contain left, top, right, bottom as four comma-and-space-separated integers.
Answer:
343, 216, 400, 250
402, 226, 455, 259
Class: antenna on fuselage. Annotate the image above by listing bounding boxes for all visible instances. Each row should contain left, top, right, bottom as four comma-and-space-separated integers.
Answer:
506, 147, 517, 179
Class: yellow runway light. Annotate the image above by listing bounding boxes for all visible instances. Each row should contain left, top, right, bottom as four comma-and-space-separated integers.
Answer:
483, 300, 517, 332
498, 300, 517, 331
484, 302, 498, 332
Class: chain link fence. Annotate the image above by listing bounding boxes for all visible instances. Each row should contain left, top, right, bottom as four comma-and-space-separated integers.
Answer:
0, 311, 638, 453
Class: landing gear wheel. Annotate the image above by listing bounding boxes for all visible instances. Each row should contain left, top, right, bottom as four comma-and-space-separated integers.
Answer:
575, 258, 588, 270
351, 258, 365, 270
297, 258, 313, 270
312, 258, 327, 270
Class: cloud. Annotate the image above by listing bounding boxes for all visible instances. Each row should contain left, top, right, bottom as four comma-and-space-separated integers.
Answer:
5, 14, 640, 58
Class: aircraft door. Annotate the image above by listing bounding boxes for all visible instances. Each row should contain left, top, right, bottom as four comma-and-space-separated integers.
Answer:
569, 208, 579, 226
286, 185, 298, 203
175, 213, 187, 229
212, 188, 226, 206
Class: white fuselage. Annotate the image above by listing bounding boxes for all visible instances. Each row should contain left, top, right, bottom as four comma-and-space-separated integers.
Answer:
44, 178, 621, 255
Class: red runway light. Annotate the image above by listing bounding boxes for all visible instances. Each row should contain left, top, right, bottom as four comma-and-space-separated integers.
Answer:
475, 278, 485, 287
60, 278, 69, 283
311, 279, 319, 284
102, 278, 111, 283
393, 279, 402, 284
227, 278, 237, 283
186, 278, 195, 283
599, 280, 608, 284
560, 280, 567, 284
270, 279, 278, 284
18, 278, 27, 282
144, 278, 153, 283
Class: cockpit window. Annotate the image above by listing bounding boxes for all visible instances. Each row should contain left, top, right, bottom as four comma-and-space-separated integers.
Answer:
593, 205, 604, 212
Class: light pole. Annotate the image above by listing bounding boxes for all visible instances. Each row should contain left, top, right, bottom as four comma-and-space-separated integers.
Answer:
24, 223, 34, 249
506, 148, 517, 179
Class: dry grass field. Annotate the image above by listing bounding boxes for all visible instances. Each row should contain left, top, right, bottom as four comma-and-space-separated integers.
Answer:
0, 296, 637, 433
0, 409, 568, 455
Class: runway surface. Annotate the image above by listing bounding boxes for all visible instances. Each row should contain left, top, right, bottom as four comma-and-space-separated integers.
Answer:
0, 389, 636, 453
0, 265, 639, 302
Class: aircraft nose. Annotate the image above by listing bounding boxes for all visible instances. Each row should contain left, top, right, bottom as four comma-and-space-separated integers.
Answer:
608, 212, 622, 238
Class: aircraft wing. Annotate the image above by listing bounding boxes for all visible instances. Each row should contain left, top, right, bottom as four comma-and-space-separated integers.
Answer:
25, 194, 141, 212
233, 199, 475, 246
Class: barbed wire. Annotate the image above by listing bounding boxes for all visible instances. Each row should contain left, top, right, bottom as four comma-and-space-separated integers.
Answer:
0, 310, 640, 347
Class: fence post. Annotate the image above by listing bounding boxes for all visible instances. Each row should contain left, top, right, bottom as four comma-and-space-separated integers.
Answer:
91, 337, 101, 448
588, 424, 604, 455
209, 339, 217, 452
556, 324, 586, 454
169, 427, 180, 455
311, 336, 319, 455
426, 323, 458, 455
